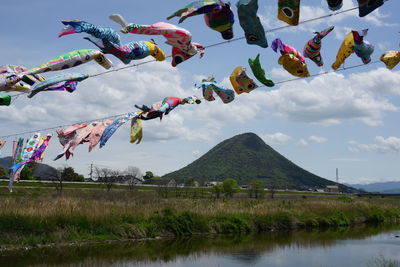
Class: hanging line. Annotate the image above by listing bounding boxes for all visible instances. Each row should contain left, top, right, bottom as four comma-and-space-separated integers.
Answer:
0, 113, 127, 139
0, 60, 381, 140
8, 5, 361, 99
262, 61, 380, 88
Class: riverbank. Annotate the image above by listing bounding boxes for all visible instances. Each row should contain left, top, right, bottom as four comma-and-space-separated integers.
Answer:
0, 188, 399, 249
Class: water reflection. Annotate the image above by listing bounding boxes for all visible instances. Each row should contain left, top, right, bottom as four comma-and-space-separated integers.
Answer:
0, 224, 399, 267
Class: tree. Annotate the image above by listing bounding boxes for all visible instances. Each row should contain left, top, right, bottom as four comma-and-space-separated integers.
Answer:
94, 167, 119, 192
20, 161, 37, 180
143, 171, 154, 180
185, 178, 195, 187
0, 166, 7, 177
46, 168, 63, 194
211, 184, 223, 199
223, 178, 240, 198
123, 166, 143, 190
269, 179, 277, 199
61, 167, 84, 182
248, 179, 265, 199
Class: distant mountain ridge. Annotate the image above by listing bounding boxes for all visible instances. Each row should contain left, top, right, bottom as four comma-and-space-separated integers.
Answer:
0, 156, 57, 178
347, 182, 400, 193
163, 133, 355, 192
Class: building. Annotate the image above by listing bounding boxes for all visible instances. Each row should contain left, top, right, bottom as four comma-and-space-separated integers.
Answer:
143, 178, 177, 187
205, 181, 223, 187
325, 185, 339, 193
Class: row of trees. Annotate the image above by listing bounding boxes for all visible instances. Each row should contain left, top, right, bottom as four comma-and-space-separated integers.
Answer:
0, 163, 273, 199
211, 178, 268, 199
93, 166, 143, 191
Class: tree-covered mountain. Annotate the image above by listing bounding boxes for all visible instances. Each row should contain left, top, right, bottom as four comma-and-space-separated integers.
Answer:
163, 133, 355, 192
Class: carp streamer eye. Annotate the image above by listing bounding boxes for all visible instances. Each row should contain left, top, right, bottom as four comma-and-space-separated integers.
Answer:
281, 7, 294, 18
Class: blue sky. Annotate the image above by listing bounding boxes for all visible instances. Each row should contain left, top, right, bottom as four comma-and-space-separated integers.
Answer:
1, 0, 399, 184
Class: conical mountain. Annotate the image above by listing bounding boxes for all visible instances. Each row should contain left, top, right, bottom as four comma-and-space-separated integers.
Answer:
163, 133, 352, 191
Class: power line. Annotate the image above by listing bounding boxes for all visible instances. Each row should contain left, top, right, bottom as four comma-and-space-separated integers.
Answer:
0, 60, 381, 139
8, 5, 360, 99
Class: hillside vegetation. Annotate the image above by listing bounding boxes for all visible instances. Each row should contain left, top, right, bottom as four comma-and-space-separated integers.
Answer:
163, 133, 353, 192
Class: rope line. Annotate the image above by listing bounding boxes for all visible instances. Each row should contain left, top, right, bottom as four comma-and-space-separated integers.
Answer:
0, 113, 127, 139
0, 61, 381, 139
8, 5, 360, 98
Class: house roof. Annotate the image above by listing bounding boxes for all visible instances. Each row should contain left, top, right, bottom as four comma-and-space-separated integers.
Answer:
326, 185, 339, 188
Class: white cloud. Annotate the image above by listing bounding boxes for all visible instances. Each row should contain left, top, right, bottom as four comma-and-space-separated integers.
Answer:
349, 68, 400, 96
249, 69, 399, 126
297, 139, 308, 147
261, 132, 292, 146
296, 135, 327, 147
363, 9, 398, 27
308, 135, 328, 143
348, 136, 400, 153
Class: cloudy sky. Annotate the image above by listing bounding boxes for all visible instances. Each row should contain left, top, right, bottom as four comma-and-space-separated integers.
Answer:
1, 0, 399, 184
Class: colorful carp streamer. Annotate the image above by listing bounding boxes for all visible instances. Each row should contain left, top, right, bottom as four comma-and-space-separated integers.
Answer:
100, 112, 142, 148
54, 123, 87, 160
8, 133, 41, 191
332, 30, 374, 70
230, 67, 258, 94
167, 0, 235, 40
88, 120, 113, 152
248, 54, 274, 87
357, 0, 384, 17
136, 96, 201, 121
237, 0, 268, 48
28, 49, 112, 75
109, 14, 205, 67
277, 0, 300, 26
59, 21, 165, 64
303, 26, 335, 67
130, 117, 143, 144
380, 51, 400, 70
271, 38, 310, 78
326, 0, 343, 11
0, 141, 6, 153
331, 31, 355, 70
201, 76, 235, 103
0, 65, 45, 93
352, 30, 374, 64
0, 94, 11, 106
9, 135, 52, 175
54, 120, 114, 160
28, 73, 89, 98
8, 138, 24, 192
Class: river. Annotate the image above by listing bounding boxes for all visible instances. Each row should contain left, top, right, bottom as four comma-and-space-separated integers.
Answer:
1, 224, 399, 266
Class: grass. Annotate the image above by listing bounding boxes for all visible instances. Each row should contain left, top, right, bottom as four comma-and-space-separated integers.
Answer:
0, 180, 344, 196
0, 187, 399, 248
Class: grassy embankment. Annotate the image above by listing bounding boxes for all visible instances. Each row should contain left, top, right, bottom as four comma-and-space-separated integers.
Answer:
0, 186, 399, 248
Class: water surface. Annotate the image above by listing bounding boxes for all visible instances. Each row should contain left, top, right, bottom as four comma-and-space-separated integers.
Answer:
1, 224, 399, 267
